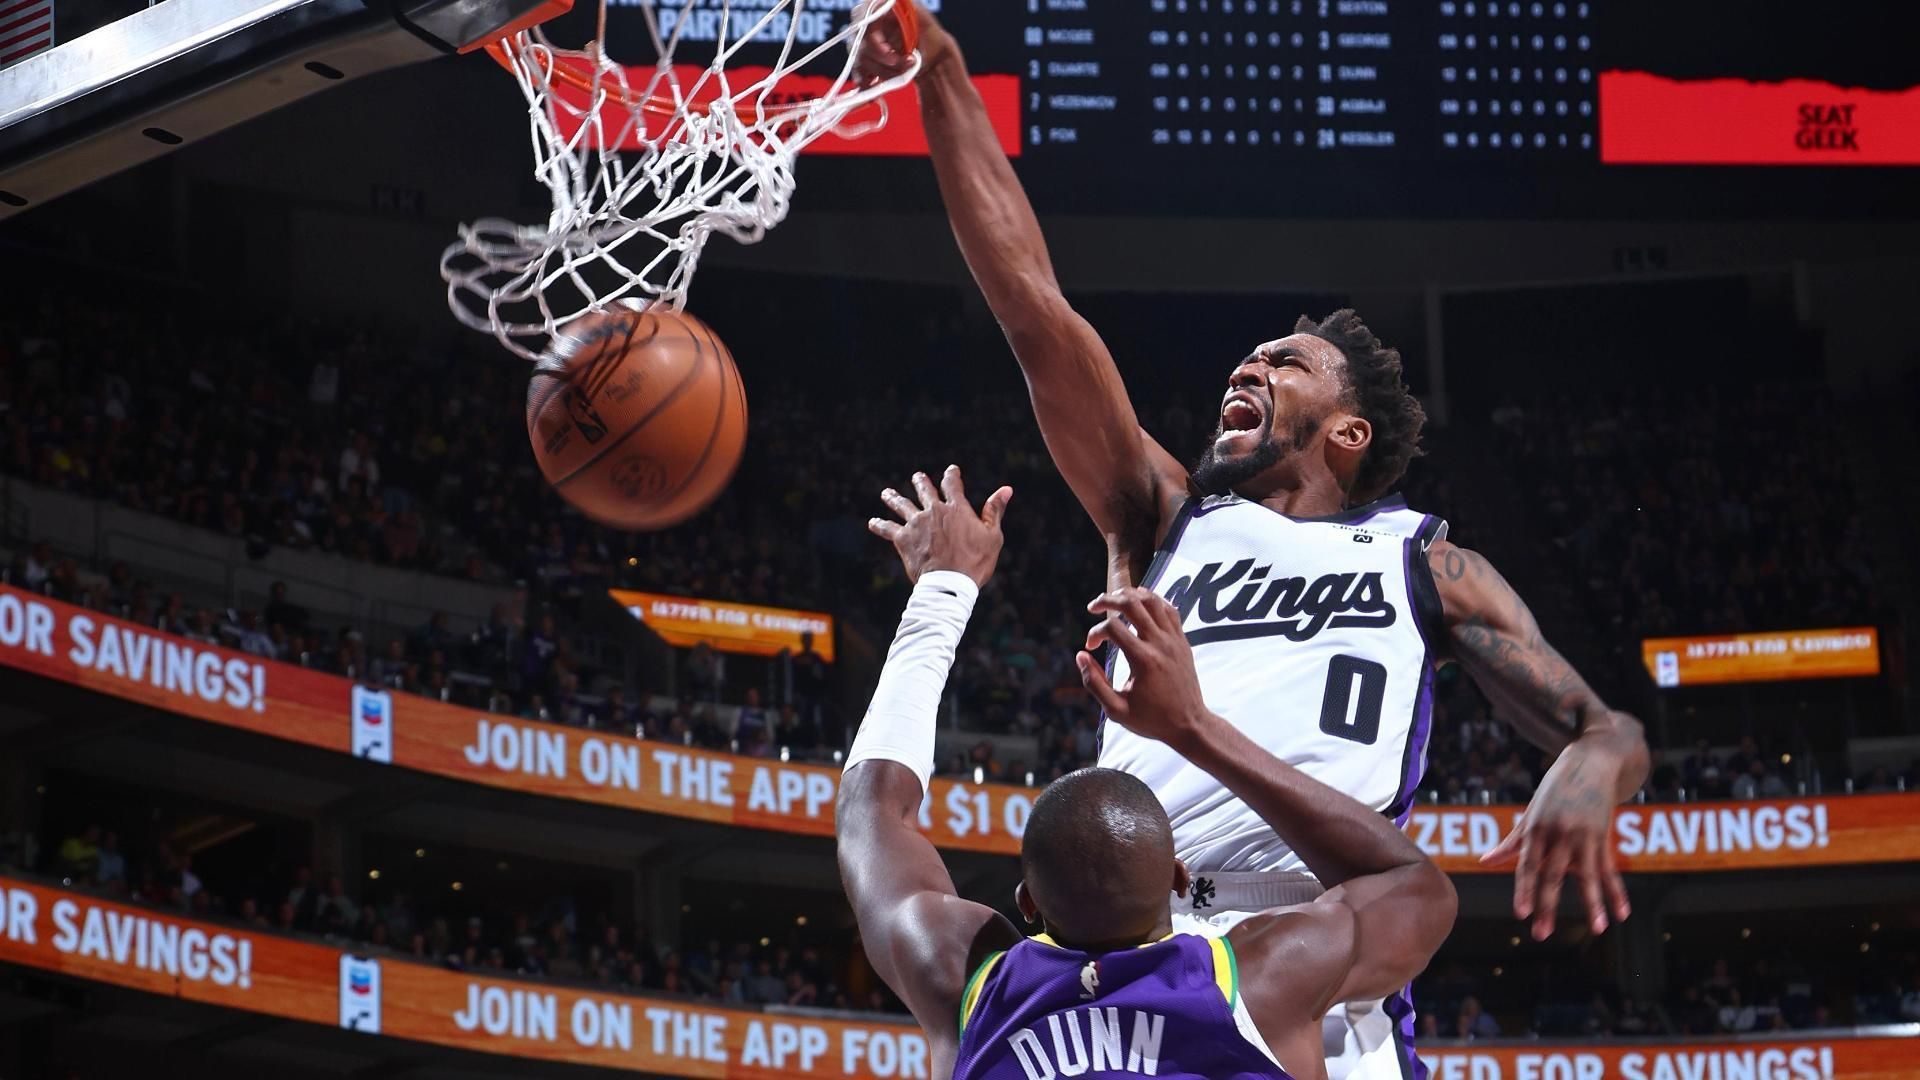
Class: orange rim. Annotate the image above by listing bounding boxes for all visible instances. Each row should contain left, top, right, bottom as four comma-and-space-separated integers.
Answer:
893, 0, 919, 56
483, 0, 921, 119
486, 39, 691, 119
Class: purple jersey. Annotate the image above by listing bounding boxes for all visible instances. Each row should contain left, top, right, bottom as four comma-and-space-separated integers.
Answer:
953, 932, 1291, 1080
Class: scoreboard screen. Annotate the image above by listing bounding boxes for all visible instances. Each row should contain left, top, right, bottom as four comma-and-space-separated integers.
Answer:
605, 0, 1920, 218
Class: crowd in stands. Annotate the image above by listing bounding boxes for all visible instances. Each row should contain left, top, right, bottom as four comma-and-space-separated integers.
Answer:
1, 535, 851, 762
1416, 942, 1920, 1040
18, 525, 1912, 799
1496, 384, 1882, 700
0, 280, 1897, 794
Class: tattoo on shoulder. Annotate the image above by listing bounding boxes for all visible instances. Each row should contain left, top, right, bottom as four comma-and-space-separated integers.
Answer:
1434, 544, 1501, 585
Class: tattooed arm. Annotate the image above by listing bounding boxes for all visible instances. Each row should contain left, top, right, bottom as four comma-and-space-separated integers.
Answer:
1427, 539, 1651, 940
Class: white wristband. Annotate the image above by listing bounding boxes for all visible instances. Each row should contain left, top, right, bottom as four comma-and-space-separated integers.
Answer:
843, 570, 979, 796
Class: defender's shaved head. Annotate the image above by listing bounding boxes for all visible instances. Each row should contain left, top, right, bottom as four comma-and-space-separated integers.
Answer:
1019, 768, 1182, 947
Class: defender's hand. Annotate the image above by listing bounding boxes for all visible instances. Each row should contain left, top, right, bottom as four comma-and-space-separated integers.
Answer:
1481, 734, 1634, 940
868, 465, 1012, 587
1075, 587, 1210, 749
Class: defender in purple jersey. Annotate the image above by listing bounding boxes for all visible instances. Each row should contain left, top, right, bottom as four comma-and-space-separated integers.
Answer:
954, 929, 1272, 1079
839, 466, 1456, 1080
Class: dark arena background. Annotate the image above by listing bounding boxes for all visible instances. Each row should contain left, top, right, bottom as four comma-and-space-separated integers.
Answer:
1, 0, 1918, 1076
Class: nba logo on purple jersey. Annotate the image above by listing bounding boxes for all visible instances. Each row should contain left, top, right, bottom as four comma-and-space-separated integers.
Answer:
953, 933, 1288, 1080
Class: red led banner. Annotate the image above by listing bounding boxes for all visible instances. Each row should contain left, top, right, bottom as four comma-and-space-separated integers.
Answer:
1600, 71, 1920, 165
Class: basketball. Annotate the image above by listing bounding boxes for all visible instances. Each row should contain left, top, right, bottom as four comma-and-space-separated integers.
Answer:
526, 303, 747, 531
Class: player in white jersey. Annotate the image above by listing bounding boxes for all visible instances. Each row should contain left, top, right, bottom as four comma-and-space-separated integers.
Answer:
856, 8, 1650, 1080
1099, 493, 1448, 878
1094, 493, 1451, 1078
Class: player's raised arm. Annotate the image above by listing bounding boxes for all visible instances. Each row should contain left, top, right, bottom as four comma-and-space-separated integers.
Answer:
1076, 589, 1456, 1027
855, 7, 1187, 553
1427, 538, 1651, 941
837, 466, 1022, 1061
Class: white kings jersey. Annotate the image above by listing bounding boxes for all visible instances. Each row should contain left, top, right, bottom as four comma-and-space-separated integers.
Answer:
1099, 493, 1449, 875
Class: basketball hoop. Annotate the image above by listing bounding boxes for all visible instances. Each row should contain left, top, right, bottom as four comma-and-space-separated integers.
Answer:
442, 0, 921, 361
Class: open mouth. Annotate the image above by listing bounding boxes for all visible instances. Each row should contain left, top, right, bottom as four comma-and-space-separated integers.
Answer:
1220, 391, 1265, 434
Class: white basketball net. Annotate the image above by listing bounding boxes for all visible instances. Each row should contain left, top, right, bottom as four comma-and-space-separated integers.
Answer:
442, 0, 920, 361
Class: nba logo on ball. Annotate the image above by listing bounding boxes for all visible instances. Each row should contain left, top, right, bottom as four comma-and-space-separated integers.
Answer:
338, 955, 382, 1033
351, 687, 393, 764
1654, 651, 1681, 688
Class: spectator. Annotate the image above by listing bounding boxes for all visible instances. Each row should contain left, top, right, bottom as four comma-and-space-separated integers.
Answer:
339, 429, 379, 494
414, 610, 456, 659
93, 830, 126, 886
1731, 759, 1791, 801
372, 638, 411, 688
231, 610, 277, 659
793, 632, 829, 724
595, 686, 639, 733
308, 356, 340, 406
687, 644, 724, 705
785, 970, 818, 1007
1718, 988, 1758, 1033
316, 874, 359, 935
1456, 996, 1500, 1039
746, 960, 784, 1005
176, 853, 201, 900
56, 824, 101, 880
777, 703, 819, 755
735, 688, 771, 755
548, 924, 584, 981
22, 541, 53, 591
286, 866, 319, 927
264, 580, 308, 632
383, 890, 415, 942
237, 897, 268, 927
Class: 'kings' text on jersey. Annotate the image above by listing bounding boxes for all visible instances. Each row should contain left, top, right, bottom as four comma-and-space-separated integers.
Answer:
1165, 560, 1398, 643
1099, 494, 1447, 875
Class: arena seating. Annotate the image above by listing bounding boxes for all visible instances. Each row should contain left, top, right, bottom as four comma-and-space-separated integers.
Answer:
0, 276, 1903, 795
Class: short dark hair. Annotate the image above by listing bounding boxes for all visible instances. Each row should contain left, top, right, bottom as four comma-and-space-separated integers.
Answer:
1295, 310, 1426, 504
1021, 768, 1173, 942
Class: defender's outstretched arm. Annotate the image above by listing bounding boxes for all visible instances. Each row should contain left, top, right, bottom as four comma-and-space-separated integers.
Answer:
838, 467, 1022, 1060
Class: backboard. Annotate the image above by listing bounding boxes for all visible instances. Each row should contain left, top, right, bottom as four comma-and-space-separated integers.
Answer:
0, 0, 561, 216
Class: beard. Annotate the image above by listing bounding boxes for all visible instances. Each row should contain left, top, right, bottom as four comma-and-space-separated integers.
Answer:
1189, 409, 1324, 496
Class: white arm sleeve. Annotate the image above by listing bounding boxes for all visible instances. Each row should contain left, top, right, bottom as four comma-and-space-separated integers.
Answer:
842, 570, 979, 796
